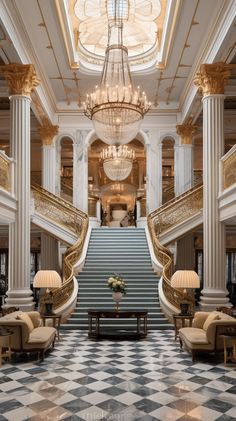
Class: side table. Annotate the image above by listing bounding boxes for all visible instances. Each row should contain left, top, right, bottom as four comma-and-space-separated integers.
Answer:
41, 314, 61, 341
0, 328, 14, 366
173, 314, 194, 341
221, 334, 236, 366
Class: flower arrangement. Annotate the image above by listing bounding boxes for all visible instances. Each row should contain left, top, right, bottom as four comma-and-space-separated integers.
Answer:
107, 274, 127, 295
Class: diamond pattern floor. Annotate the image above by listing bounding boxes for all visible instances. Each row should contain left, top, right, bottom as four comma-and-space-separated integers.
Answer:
0, 331, 235, 421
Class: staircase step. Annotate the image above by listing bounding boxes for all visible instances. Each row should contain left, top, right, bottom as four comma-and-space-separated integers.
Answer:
61, 227, 172, 331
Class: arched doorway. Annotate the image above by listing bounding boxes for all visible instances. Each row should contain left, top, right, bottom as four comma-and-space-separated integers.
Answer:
88, 138, 146, 226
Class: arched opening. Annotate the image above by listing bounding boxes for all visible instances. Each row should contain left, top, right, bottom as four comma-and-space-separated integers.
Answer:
88, 138, 146, 226
60, 137, 73, 202
161, 137, 175, 204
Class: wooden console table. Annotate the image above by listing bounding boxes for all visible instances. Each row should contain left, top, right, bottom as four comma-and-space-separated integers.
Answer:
88, 309, 148, 339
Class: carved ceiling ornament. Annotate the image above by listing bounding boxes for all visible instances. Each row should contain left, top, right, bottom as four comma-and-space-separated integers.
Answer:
176, 122, 197, 145
0, 63, 40, 96
39, 124, 59, 145
194, 62, 233, 96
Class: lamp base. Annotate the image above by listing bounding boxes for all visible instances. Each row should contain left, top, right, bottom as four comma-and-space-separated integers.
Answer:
179, 302, 190, 316
44, 302, 55, 316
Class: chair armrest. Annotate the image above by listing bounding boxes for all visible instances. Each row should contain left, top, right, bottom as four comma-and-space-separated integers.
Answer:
206, 320, 236, 346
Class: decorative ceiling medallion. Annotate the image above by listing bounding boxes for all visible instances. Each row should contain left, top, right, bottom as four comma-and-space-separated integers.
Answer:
73, 0, 161, 67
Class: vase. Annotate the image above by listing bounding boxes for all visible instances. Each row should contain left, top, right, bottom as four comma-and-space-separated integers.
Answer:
112, 291, 123, 311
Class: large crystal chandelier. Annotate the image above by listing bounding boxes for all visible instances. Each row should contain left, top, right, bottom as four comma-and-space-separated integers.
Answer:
84, 0, 150, 145
101, 145, 135, 181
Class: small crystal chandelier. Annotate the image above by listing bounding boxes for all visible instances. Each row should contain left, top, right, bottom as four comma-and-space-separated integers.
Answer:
84, 0, 151, 145
101, 145, 135, 181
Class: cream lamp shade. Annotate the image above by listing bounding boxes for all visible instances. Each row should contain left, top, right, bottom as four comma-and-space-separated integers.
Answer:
171, 270, 200, 289
33, 270, 62, 289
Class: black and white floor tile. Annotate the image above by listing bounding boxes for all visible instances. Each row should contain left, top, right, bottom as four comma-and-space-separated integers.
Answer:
0, 331, 236, 421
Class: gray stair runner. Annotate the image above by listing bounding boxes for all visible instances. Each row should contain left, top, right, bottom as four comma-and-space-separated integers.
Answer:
61, 228, 173, 331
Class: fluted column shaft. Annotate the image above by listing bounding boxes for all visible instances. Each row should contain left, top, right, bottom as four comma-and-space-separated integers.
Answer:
6, 95, 34, 309
175, 144, 193, 195
42, 144, 56, 193
73, 130, 89, 212
200, 94, 228, 308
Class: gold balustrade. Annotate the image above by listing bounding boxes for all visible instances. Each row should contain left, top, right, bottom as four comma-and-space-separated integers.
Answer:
0, 151, 13, 192
31, 184, 88, 311
223, 146, 236, 189
148, 184, 203, 313
152, 184, 203, 236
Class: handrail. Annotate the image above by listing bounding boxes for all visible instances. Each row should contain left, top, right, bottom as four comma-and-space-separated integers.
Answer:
150, 183, 203, 236
31, 184, 88, 311
148, 184, 203, 313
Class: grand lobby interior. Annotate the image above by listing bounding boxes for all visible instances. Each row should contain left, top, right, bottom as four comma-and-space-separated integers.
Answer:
0, 0, 236, 420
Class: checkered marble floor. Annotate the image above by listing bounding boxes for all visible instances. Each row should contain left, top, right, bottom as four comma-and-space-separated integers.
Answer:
0, 331, 236, 421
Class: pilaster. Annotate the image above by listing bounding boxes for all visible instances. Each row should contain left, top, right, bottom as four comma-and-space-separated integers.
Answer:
175, 122, 197, 194
39, 123, 59, 193
73, 130, 90, 211
146, 130, 161, 213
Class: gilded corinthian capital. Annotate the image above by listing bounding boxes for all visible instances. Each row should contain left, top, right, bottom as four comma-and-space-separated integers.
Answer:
194, 62, 233, 96
0, 63, 40, 95
176, 122, 197, 145
39, 124, 59, 145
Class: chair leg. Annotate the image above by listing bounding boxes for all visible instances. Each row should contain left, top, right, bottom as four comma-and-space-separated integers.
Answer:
179, 338, 183, 349
192, 350, 196, 362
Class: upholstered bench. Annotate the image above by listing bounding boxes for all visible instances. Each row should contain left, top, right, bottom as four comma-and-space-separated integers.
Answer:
179, 310, 236, 361
0, 310, 56, 360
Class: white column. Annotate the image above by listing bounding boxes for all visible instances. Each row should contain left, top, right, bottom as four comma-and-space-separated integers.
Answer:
194, 62, 233, 309
6, 95, 34, 309
200, 94, 228, 308
177, 144, 193, 194
73, 130, 89, 212
39, 125, 60, 271
42, 144, 56, 193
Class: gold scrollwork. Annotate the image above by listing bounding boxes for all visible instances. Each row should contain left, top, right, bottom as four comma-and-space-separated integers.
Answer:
147, 184, 202, 313
0, 154, 11, 192
223, 150, 236, 189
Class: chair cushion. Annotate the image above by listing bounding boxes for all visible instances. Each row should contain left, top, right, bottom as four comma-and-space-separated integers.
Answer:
203, 312, 220, 331
17, 312, 34, 332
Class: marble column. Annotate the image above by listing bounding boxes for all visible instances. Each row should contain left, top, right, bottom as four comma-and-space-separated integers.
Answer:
39, 124, 60, 272
176, 122, 197, 195
194, 62, 233, 309
0, 64, 39, 310
73, 130, 90, 212
39, 124, 59, 193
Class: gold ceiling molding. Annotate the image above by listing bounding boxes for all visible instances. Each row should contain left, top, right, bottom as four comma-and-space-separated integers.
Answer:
194, 62, 233, 96
0, 63, 40, 96
176, 122, 197, 145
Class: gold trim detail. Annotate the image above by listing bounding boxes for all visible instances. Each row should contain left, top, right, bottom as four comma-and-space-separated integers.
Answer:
223, 148, 236, 190
32, 184, 88, 311
194, 62, 233, 96
39, 124, 59, 145
148, 184, 203, 312
0, 152, 11, 192
0, 63, 40, 95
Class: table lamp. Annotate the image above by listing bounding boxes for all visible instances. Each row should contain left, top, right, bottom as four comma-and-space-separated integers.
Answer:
171, 270, 200, 315
33, 270, 62, 315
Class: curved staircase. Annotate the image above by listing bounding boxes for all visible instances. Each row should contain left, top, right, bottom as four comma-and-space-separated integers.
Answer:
61, 228, 172, 331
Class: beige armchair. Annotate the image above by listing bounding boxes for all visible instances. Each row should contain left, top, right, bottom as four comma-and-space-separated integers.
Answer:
0, 310, 56, 360
179, 310, 236, 361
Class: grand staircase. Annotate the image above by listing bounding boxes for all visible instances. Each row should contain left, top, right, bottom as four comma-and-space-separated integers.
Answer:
61, 228, 172, 331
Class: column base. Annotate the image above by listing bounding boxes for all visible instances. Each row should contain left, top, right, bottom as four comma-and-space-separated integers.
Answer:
199, 288, 230, 311
4, 288, 35, 311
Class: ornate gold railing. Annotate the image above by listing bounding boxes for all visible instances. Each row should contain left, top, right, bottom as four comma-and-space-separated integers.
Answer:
222, 145, 236, 190
148, 184, 203, 313
0, 151, 13, 193
153, 183, 203, 236
31, 184, 88, 310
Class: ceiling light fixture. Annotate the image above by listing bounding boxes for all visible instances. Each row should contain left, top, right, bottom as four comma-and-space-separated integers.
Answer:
101, 145, 135, 181
83, 0, 151, 145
